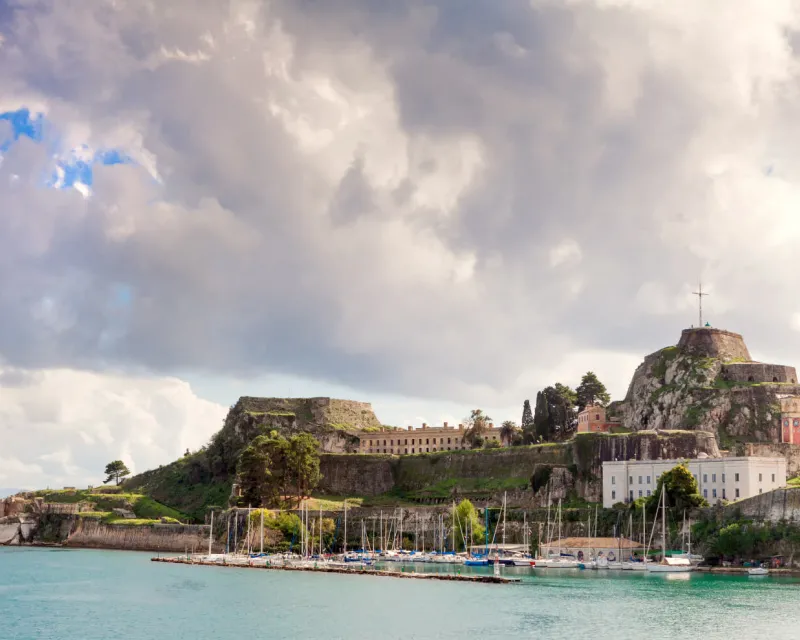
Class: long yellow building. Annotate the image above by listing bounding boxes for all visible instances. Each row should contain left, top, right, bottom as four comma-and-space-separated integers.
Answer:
357, 422, 505, 454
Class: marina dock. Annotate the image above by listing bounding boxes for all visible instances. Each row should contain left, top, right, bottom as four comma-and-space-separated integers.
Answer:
151, 556, 520, 584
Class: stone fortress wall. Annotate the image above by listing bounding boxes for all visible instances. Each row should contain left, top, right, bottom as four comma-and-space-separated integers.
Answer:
722, 363, 797, 384
677, 327, 752, 361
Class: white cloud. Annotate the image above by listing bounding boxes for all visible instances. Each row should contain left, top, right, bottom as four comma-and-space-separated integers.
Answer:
0, 367, 227, 488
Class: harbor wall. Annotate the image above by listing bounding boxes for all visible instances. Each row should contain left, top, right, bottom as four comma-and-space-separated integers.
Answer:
64, 519, 222, 553
0, 513, 224, 553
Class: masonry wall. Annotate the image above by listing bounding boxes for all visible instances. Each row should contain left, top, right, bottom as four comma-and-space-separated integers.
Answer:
722, 363, 798, 384
677, 328, 752, 361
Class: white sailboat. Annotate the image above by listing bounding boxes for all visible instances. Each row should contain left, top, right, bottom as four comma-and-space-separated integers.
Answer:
646, 487, 692, 574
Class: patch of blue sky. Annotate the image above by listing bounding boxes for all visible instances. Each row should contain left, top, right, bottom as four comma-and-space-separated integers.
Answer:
0, 107, 134, 191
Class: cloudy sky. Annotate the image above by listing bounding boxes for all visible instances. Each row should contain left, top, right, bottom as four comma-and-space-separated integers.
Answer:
2, 0, 800, 491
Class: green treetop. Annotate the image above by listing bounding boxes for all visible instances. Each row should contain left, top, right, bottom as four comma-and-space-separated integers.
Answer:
103, 460, 131, 486
576, 371, 611, 410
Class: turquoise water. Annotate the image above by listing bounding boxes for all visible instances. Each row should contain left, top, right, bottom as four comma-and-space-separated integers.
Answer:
2, 548, 800, 639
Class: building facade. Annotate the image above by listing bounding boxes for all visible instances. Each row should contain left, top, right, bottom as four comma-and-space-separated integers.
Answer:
779, 396, 800, 443
601, 456, 787, 508
357, 422, 505, 455
540, 537, 645, 562
576, 405, 620, 434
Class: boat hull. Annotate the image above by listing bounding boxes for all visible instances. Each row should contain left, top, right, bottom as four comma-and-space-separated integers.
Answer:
646, 565, 692, 573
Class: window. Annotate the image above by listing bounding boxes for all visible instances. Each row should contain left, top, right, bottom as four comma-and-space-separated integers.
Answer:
595, 414, 600, 420
612, 476, 616, 485
759, 489, 763, 494
404, 449, 408, 454
383, 440, 386, 446
440, 438, 444, 444
412, 439, 415, 445
735, 473, 740, 482
629, 490, 634, 500
426, 447, 429, 452
448, 438, 451, 444
638, 476, 642, 484
772, 474, 776, 482
759, 473, 762, 482
629, 476, 633, 484
612, 491, 616, 500
722, 489, 726, 499
703, 474, 707, 483
426, 438, 429, 445
433, 448, 437, 452
412, 448, 415, 453
638, 490, 642, 497
712, 473, 716, 482
735, 488, 740, 498
722, 473, 726, 483
647, 490, 651, 497
703, 489, 707, 498
712, 489, 717, 498
390, 440, 394, 446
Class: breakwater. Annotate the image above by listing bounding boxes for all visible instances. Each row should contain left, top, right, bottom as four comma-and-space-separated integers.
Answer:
151, 556, 518, 583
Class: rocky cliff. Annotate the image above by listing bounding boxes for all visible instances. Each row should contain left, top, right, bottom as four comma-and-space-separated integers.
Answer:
617, 327, 797, 447
221, 396, 381, 456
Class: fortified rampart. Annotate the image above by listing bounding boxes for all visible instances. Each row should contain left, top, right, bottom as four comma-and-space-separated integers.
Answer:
724, 487, 800, 523
65, 519, 220, 552
677, 328, 751, 361
721, 363, 797, 384
318, 431, 720, 504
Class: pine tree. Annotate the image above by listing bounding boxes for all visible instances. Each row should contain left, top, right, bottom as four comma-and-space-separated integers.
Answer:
576, 371, 611, 410
520, 400, 536, 443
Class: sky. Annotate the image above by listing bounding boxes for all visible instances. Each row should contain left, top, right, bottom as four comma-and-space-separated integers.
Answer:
3, 0, 800, 490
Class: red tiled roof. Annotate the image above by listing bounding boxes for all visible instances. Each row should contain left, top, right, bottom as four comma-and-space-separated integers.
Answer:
541, 537, 644, 549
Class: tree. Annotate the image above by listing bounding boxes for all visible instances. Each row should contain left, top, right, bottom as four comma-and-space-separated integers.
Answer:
236, 431, 321, 508
452, 499, 486, 551
576, 371, 611, 410
533, 384, 578, 441
521, 400, 535, 442
103, 460, 131, 486
464, 409, 492, 449
644, 463, 707, 515
285, 433, 321, 505
237, 432, 288, 507
500, 420, 518, 446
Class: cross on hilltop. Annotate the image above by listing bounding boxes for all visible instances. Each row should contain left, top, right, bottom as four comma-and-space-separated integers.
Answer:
693, 282, 709, 327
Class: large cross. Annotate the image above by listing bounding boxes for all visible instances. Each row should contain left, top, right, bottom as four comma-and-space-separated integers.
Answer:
693, 282, 709, 327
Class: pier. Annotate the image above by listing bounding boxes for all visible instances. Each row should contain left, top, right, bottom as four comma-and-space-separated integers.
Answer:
151, 556, 520, 584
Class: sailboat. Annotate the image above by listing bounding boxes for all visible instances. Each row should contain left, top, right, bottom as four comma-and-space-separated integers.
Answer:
622, 505, 649, 571
646, 486, 692, 574
538, 499, 579, 569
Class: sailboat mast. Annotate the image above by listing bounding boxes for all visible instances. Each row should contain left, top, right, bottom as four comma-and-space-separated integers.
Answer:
319, 503, 323, 557
557, 499, 562, 557
343, 500, 347, 554
225, 511, 231, 555
661, 486, 667, 560
260, 508, 264, 555
502, 492, 507, 548
208, 510, 214, 556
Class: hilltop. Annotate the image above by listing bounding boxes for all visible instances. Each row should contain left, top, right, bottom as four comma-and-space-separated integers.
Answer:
612, 327, 799, 449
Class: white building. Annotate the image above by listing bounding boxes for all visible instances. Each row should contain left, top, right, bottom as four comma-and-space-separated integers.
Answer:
602, 456, 787, 508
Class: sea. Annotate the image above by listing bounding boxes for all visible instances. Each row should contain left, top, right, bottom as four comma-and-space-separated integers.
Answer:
1, 547, 799, 639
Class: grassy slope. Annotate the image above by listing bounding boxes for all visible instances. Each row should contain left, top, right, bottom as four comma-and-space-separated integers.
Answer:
124, 454, 232, 523
35, 488, 187, 523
